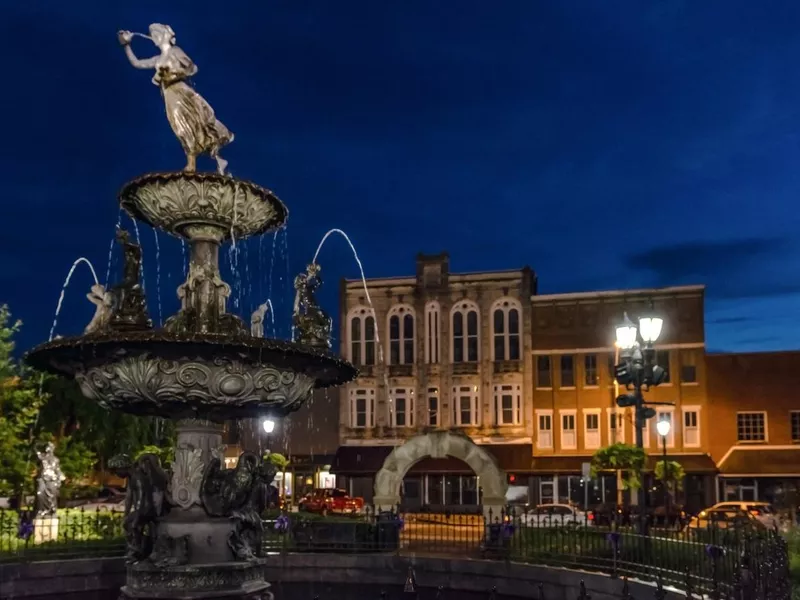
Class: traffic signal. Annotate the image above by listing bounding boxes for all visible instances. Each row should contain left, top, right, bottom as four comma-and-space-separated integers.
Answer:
508, 474, 516, 484
614, 363, 633, 385
638, 407, 656, 420
616, 393, 637, 408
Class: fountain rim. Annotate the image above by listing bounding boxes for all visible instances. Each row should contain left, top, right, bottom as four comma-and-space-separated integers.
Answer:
118, 171, 289, 241
25, 330, 358, 389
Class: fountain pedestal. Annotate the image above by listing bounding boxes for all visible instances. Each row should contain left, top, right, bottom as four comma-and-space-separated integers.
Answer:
119, 419, 272, 600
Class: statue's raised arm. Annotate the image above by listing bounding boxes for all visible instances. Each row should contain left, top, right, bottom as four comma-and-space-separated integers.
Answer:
118, 23, 234, 175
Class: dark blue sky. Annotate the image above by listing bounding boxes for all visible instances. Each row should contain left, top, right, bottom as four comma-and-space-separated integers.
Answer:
2, 1, 800, 354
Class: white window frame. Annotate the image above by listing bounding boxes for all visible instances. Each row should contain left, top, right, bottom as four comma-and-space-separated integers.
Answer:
451, 385, 480, 426
607, 408, 626, 444
656, 407, 676, 448
427, 387, 439, 427
349, 387, 375, 428
559, 409, 577, 450
736, 411, 768, 443
583, 409, 602, 450
536, 410, 553, 449
450, 301, 480, 363
346, 306, 376, 366
535, 355, 553, 389
493, 383, 522, 426
387, 304, 415, 365
390, 387, 414, 428
559, 355, 576, 389
424, 301, 440, 364
490, 298, 522, 362
641, 417, 650, 449
682, 406, 701, 448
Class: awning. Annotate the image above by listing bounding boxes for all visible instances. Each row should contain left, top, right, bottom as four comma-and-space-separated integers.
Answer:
331, 444, 533, 475
531, 454, 717, 475
719, 447, 800, 477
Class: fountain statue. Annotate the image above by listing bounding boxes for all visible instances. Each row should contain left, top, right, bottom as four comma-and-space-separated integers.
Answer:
26, 23, 357, 600
33, 442, 65, 543
292, 262, 332, 349
250, 303, 269, 338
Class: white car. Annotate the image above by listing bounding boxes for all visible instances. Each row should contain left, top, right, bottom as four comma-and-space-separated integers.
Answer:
520, 503, 591, 527
707, 502, 780, 530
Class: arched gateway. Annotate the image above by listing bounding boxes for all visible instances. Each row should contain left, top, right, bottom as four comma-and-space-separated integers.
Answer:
373, 431, 508, 518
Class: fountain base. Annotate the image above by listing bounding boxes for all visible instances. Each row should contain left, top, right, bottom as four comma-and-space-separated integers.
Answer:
120, 560, 272, 599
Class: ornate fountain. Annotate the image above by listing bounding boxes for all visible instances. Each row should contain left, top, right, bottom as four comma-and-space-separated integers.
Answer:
25, 23, 356, 600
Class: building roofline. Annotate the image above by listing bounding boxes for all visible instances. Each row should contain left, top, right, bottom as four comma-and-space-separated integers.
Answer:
343, 267, 529, 288
530, 284, 705, 302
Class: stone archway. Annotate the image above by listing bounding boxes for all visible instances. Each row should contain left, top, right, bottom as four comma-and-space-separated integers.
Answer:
373, 431, 508, 518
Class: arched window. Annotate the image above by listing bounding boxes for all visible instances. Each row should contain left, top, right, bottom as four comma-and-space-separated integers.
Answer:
451, 301, 479, 363
348, 306, 376, 366
387, 305, 415, 365
491, 298, 521, 361
425, 301, 440, 364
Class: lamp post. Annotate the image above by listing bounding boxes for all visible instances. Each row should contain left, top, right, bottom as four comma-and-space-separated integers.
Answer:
613, 310, 667, 535
656, 418, 671, 518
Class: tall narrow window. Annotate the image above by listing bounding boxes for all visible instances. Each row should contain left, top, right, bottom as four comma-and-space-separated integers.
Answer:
536, 356, 552, 388
451, 301, 480, 363
391, 387, 414, 428
584, 411, 601, 449
560, 411, 577, 450
349, 387, 375, 428
584, 355, 598, 386
536, 411, 553, 449
680, 350, 697, 384
348, 307, 376, 366
387, 305, 414, 365
491, 299, 522, 361
560, 355, 575, 388
425, 302, 440, 364
683, 407, 700, 447
493, 383, 522, 425
656, 410, 675, 447
608, 409, 625, 443
656, 350, 671, 383
428, 387, 439, 426
451, 385, 479, 426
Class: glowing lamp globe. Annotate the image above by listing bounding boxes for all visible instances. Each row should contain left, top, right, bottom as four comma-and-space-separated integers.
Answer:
656, 418, 671, 437
262, 418, 276, 434
615, 313, 638, 350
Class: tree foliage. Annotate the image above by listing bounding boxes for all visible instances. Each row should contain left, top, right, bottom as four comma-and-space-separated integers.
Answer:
264, 452, 289, 470
590, 443, 647, 490
654, 459, 685, 491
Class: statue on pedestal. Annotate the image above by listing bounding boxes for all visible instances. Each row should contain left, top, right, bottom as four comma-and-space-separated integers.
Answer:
34, 442, 65, 518
292, 263, 332, 349
109, 229, 152, 331
118, 24, 234, 174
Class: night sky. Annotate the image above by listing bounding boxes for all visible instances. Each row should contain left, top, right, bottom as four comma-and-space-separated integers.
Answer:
2, 1, 800, 354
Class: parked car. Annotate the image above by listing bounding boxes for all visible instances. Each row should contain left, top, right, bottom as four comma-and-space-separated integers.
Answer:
520, 503, 592, 527
706, 501, 780, 529
298, 489, 364, 516
684, 508, 765, 532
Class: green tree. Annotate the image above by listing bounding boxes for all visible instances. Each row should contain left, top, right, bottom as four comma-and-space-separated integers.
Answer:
590, 442, 647, 491
265, 452, 289, 470
0, 305, 48, 498
654, 459, 685, 493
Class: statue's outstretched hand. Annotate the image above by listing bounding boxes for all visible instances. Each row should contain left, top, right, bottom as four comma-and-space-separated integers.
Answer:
118, 30, 134, 46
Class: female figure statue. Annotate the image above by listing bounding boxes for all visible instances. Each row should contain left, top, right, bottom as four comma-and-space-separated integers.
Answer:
34, 442, 65, 518
118, 24, 234, 174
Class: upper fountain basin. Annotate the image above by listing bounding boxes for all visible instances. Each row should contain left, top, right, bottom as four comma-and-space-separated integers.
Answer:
119, 172, 288, 242
25, 331, 357, 421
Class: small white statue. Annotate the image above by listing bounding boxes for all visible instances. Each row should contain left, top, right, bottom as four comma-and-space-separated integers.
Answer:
85, 284, 114, 334
250, 303, 269, 338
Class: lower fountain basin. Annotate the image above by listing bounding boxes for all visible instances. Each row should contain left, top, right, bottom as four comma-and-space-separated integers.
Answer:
25, 331, 357, 420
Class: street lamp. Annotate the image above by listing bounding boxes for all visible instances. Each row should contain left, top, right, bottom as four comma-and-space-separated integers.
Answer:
262, 418, 276, 434
656, 418, 671, 516
613, 309, 668, 534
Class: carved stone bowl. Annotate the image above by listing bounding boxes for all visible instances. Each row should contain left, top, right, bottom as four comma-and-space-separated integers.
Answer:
25, 331, 357, 420
119, 172, 289, 241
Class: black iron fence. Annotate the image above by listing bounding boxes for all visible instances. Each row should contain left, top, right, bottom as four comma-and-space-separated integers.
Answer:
0, 507, 791, 600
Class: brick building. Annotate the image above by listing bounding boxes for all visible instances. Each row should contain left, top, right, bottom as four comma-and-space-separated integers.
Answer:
330, 253, 798, 514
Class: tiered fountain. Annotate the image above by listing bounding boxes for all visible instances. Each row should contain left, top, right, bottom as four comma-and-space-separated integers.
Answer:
25, 23, 356, 600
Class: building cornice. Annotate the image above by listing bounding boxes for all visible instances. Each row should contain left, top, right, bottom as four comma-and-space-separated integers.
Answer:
530, 285, 705, 303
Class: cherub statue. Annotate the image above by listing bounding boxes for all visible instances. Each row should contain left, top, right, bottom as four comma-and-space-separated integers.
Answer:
292, 263, 332, 349
118, 24, 234, 174
34, 442, 65, 518
85, 283, 114, 334
250, 302, 269, 338
109, 453, 169, 564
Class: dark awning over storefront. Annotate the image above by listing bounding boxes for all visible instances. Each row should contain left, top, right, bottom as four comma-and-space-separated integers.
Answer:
719, 447, 800, 477
331, 444, 533, 475
532, 454, 717, 475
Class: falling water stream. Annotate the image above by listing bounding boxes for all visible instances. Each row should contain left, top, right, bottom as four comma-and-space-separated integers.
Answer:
153, 229, 163, 325
48, 258, 100, 342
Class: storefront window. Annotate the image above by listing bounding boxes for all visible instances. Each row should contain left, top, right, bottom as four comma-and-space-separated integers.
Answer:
445, 475, 461, 504
428, 475, 443, 504
463, 476, 479, 505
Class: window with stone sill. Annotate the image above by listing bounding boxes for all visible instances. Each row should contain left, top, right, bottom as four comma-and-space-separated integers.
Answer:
737, 412, 766, 442
536, 355, 552, 388
493, 383, 522, 426
584, 354, 598, 386
348, 306, 376, 367
560, 355, 575, 388
452, 301, 480, 363
428, 387, 439, 426
391, 387, 414, 428
425, 301, 440, 364
451, 385, 479, 426
388, 305, 415, 366
349, 387, 375, 428
492, 298, 521, 362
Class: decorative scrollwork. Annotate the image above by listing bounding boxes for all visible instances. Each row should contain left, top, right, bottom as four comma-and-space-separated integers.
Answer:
74, 353, 315, 420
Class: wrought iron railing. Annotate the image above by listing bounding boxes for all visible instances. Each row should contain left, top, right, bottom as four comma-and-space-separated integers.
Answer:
0, 507, 790, 599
